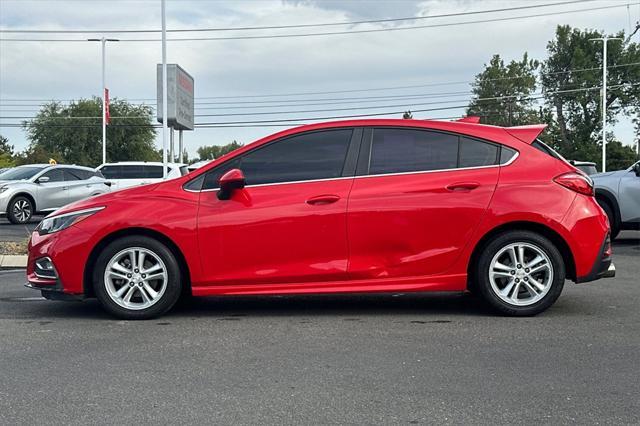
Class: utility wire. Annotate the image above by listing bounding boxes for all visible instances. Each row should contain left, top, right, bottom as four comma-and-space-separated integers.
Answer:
2, 61, 638, 107
2, 83, 636, 125
0, 1, 597, 34
0, 3, 628, 43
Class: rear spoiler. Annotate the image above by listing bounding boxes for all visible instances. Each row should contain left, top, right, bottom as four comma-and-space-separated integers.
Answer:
505, 124, 547, 144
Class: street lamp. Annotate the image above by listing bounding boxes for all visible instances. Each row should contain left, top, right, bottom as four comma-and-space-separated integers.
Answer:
590, 36, 622, 173
88, 37, 119, 166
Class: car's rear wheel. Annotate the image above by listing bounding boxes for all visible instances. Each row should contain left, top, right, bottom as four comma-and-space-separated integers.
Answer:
7, 195, 33, 224
474, 230, 565, 316
93, 236, 181, 319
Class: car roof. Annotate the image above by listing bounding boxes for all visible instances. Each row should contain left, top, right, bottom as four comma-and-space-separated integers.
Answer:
15, 164, 95, 171
99, 162, 186, 167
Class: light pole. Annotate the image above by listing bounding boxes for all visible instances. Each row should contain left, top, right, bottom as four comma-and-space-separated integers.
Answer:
590, 36, 622, 173
161, 0, 168, 179
88, 37, 119, 165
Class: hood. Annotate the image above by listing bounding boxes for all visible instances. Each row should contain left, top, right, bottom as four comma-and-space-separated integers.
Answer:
50, 182, 161, 217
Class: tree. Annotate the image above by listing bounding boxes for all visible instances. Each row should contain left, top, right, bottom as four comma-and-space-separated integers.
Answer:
197, 141, 243, 160
22, 97, 159, 167
541, 25, 640, 168
0, 135, 15, 167
467, 53, 539, 126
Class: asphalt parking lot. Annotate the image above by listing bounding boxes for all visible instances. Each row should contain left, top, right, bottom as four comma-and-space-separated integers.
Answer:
0, 216, 41, 242
0, 233, 638, 424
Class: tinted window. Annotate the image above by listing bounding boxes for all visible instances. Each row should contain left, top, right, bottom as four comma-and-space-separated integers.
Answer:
98, 165, 121, 179
240, 129, 352, 185
41, 169, 64, 182
459, 137, 498, 168
0, 166, 44, 181
500, 146, 518, 164
369, 129, 458, 175
62, 169, 82, 181
576, 164, 598, 175
145, 166, 164, 178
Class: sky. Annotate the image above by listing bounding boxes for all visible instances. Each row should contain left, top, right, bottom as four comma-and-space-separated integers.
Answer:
0, 0, 639, 162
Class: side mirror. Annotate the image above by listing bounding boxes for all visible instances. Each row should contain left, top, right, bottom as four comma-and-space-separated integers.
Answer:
217, 169, 246, 200
633, 162, 640, 177
37, 176, 50, 184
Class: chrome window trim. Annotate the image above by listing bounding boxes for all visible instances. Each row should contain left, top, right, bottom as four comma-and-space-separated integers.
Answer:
191, 151, 520, 193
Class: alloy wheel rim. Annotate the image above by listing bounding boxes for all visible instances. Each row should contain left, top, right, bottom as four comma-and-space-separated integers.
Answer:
104, 247, 168, 311
488, 242, 554, 307
13, 200, 31, 222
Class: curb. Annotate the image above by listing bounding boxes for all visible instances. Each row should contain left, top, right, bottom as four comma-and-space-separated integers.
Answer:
0, 255, 27, 269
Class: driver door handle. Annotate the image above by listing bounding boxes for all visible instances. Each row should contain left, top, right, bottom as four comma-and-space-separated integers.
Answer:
306, 195, 340, 205
446, 182, 480, 192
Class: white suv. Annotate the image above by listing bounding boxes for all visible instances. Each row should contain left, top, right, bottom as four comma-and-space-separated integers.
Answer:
97, 162, 188, 191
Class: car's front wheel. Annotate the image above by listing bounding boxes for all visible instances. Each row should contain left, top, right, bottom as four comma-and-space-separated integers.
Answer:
7, 195, 34, 224
93, 236, 182, 319
474, 230, 565, 316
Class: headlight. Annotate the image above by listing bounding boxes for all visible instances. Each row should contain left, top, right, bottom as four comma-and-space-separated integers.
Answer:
37, 206, 105, 236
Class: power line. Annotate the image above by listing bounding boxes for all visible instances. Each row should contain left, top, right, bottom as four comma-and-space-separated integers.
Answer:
0, 3, 629, 43
2, 61, 638, 107
0, 1, 596, 34
2, 83, 636, 125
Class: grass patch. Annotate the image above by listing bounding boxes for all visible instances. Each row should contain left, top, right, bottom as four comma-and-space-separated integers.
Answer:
0, 239, 28, 255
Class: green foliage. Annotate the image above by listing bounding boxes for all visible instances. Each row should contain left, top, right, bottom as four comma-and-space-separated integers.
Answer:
541, 25, 640, 169
606, 139, 638, 170
468, 25, 640, 171
197, 141, 243, 161
22, 97, 159, 167
0, 135, 15, 167
467, 53, 539, 126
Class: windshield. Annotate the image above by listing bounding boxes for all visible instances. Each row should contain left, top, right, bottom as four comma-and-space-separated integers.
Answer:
0, 166, 44, 181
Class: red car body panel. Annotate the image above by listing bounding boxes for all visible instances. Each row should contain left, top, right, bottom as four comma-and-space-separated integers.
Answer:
27, 119, 610, 298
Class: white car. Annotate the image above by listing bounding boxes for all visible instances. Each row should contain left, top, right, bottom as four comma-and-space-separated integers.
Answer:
97, 162, 188, 191
187, 160, 212, 173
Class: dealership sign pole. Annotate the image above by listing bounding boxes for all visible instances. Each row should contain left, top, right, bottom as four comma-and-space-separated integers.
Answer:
87, 37, 118, 165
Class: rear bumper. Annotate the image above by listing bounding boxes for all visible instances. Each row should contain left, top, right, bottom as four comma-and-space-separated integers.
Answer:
575, 233, 615, 283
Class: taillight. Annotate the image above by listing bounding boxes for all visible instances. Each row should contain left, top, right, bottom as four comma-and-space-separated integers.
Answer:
553, 172, 594, 196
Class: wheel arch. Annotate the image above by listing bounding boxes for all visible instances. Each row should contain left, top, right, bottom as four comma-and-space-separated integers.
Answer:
468, 221, 577, 283
8, 191, 37, 212
83, 227, 192, 298
594, 188, 621, 228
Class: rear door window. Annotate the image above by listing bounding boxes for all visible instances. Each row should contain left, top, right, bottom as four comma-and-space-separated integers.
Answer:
144, 166, 164, 178
120, 166, 146, 179
369, 129, 458, 175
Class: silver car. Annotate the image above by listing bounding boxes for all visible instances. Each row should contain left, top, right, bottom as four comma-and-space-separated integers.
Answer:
593, 161, 640, 239
0, 164, 111, 224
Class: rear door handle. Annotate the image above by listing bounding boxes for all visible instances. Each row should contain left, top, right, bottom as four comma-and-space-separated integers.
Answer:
306, 195, 341, 205
446, 182, 480, 192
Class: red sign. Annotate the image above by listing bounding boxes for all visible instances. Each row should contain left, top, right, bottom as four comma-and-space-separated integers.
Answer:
104, 88, 110, 125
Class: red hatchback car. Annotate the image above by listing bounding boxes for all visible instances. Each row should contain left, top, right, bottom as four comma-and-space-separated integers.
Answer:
26, 119, 615, 319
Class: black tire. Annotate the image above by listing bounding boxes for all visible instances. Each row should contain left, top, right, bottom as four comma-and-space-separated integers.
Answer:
597, 199, 620, 240
93, 236, 182, 320
7, 195, 34, 224
474, 230, 565, 316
